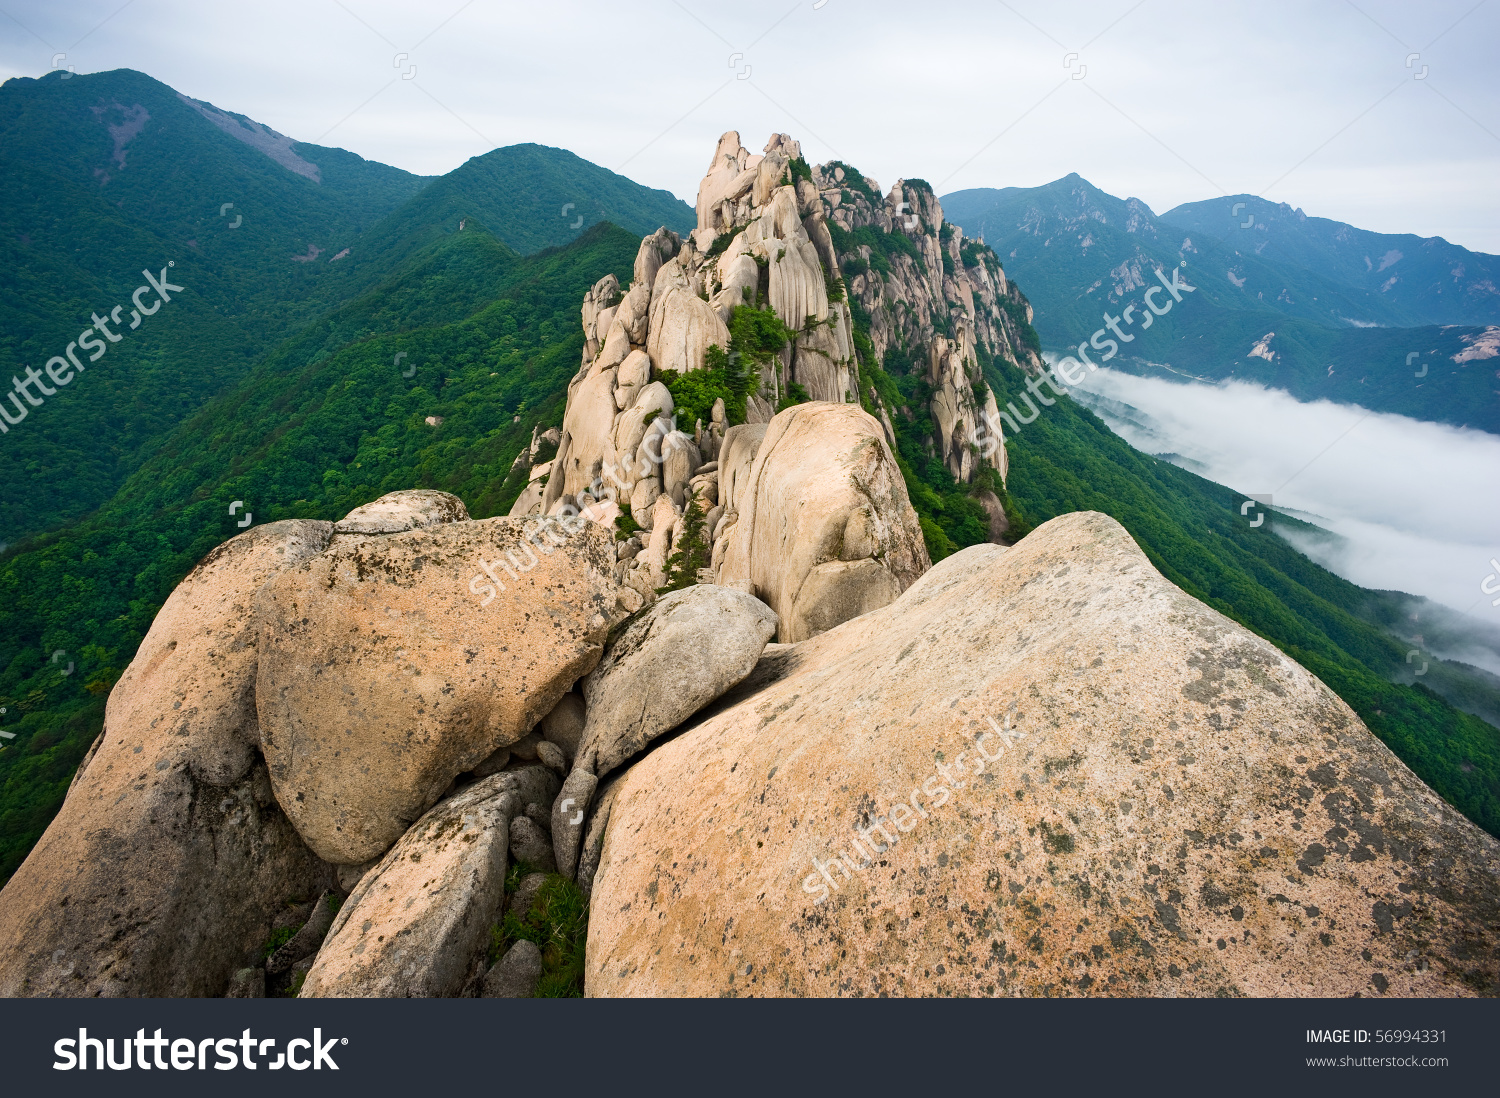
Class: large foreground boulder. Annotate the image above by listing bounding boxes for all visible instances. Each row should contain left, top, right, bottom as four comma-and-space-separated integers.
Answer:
256, 516, 618, 865
301, 766, 559, 998
720, 402, 929, 642
587, 512, 1500, 997
0, 521, 338, 997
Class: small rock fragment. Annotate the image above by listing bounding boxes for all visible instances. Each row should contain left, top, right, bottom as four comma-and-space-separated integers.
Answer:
482, 940, 542, 998
225, 967, 265, 998
266, 890, 337, 975
524, 802, 552, 834
576, 775, 622, 898
552, 769, 599, 880
576, 584, 778, 778
539, 693, 587, 759
472, 746, 511, 778
301, 767, 556, 998
509, 733, 542, 761
509, 816, 557, 873
537, 740, 567, 773
509, 873, 548, 919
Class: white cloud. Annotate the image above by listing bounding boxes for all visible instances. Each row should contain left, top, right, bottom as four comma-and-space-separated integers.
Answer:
1067, 368, 1500, 631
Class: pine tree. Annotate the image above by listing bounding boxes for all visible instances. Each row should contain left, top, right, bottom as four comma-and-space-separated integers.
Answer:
656, 496, 712, 594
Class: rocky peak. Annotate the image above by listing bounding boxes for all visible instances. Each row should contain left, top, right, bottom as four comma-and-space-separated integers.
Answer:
561, 131, 1046, 521
517, 131, 964, 649
813, 160, 1037, 376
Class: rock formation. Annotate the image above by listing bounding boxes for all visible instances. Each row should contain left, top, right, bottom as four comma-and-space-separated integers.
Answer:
0, 521, 338, 997
718, 403, 929, 642
520, 130, 1034, 640
811, 155, 1043, 487
484, 939, 543, 997
302, 766, 559, 997
573, 585, 779, 781
2, 130, 1495, 1005
0, 490, 632, 996
256, 511, 617, 864
585, 512, 1500, 997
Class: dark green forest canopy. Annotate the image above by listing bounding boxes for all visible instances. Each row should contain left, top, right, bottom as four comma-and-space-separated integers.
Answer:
0, 69, 696, 546
0, 69, 436, 543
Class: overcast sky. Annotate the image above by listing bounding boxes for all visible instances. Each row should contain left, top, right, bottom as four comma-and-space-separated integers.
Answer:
2, 0, 1497, 251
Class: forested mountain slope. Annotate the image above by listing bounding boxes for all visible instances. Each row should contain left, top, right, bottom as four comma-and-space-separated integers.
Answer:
0, 69, 695, 543
0, 130, 1493, 895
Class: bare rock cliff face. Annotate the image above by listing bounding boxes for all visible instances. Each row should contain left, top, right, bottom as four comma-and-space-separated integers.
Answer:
523, 130, 1047, 643
820, 168, 1041, 378
815, 160, 1044, 487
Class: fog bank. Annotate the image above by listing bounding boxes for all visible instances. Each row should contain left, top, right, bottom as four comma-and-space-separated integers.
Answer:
1064, 368, 1500, 641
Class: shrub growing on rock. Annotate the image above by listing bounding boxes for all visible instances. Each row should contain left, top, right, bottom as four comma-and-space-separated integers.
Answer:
658, 497, 711, 594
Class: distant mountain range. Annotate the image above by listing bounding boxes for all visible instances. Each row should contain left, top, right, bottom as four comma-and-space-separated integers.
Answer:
943, 177, 1500, 434
1160, 194, 1500, 328
0, 68, 693, 544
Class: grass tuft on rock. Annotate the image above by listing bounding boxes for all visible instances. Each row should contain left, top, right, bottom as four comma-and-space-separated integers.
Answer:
488, 860, 589, 997
260, 923, 299, 960
613, 501, 643, 543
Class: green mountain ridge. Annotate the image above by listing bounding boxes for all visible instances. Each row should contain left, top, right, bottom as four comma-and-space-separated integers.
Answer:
942, 177, 1500, 434
0, 68, 434, 543
377, 141, 694, 256
0, 68, 695, 545
1160, 193, 1500, 328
